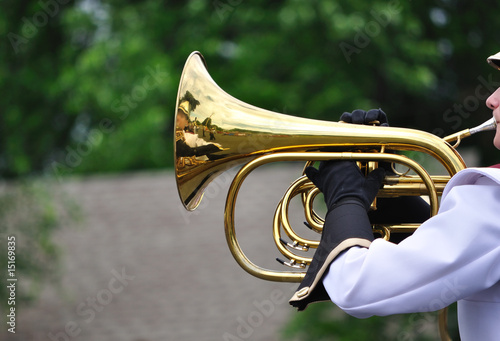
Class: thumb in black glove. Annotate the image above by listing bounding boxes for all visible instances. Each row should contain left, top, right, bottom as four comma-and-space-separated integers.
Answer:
305, 160, 385, 211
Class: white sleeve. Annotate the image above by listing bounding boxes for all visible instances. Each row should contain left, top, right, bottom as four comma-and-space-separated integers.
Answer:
323, 183, 500, 318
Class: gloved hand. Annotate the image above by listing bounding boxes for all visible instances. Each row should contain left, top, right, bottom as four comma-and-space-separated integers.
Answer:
338, 108, 430, 242
340, 108, 389, 126
341, 108, 392, 174
291, 160, 384, 311
305, 160, 385, 211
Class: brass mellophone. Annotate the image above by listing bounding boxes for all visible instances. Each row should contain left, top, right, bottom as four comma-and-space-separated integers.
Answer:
174, 51, 496, 341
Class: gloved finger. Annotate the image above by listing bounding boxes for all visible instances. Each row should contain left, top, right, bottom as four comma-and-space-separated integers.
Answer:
351, 109, 367, 124
304, 166, 320, 186
367, 108, 389, 126
340, 112, 353, 123
378, 108, 389, 126
365, 168, 386, 190
378, 161, 396, 176
365, 109, 381, 124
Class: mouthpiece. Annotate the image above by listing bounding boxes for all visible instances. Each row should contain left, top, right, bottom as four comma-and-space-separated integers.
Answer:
443, 117, 496, 146
469, 117, 497, 135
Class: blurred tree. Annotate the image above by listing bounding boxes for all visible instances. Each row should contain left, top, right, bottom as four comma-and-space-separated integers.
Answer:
0, 179, 80, 319
2, 0, 500, 179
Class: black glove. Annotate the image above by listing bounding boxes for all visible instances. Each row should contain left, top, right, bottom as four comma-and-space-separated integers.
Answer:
305, 160, 385, 211
290, 160, 384, 311
338, 109, 430, 242
340, 108, 389, 126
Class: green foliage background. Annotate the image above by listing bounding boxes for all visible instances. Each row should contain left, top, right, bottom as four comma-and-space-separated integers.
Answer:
2, 0, 500, 339
2, 0, 500, 180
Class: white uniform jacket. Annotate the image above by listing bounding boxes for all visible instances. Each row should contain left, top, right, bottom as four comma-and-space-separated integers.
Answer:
323, 167, 500, 340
